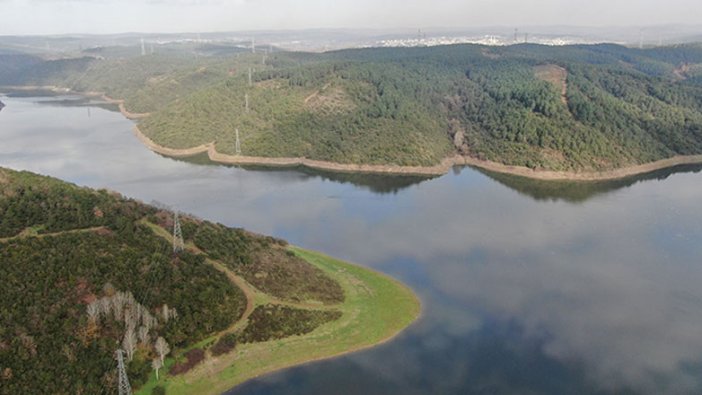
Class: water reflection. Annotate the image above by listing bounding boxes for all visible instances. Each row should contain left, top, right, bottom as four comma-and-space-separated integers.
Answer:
2, 96, 702, 394
176, 153, 434, 194
475, 164, 702, 203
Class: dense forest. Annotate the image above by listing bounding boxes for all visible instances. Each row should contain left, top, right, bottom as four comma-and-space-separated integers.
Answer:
2, 42, 702, 170
0, 168, 344, 394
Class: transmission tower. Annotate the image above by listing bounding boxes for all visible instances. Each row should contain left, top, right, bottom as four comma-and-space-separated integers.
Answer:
245, 93, 249, 113
116, 349, 132, 395
173, 210, 184, 254
252, 37, 256, 53
235, 128, 242, 155
141, 38, 146, 56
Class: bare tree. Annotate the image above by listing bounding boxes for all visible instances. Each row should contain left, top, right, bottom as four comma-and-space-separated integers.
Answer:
86, 301, 100, 323
151, 358, 163, 380
98, 296, 112, 317
161, 304, 170, 323
143, 312, 157, 332
122, 326, 137, 361
124, 306, 140, 332
161, 304, 179, 323
112, 293, 125, 321
155, 337, 170, 364
138, 326, 150, 345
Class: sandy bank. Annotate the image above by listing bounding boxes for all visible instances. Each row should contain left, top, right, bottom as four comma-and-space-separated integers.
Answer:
133, 126, 702, 180
0, 85, 149, 120
6, 84, 702, 181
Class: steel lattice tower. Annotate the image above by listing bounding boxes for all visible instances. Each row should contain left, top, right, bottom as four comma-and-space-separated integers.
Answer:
235, 128, 242, 155
116, 349, 132, 395
173, 210, 184, 254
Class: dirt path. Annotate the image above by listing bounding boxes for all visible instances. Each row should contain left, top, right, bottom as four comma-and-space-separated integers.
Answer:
140, 218, 338, 339
205, 258, 256, 331
0, 226, 109, 243
534, 64, 568, 105
303, 82, 332, 104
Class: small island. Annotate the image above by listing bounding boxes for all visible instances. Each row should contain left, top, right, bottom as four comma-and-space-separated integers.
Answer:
0, 167, 420, 395
0, 99, 5, 111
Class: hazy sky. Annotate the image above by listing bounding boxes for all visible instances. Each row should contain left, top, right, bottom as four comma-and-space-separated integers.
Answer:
2, 0, 702, 35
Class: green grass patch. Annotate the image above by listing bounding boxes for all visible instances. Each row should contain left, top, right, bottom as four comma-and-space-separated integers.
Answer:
136, 246, 420, 395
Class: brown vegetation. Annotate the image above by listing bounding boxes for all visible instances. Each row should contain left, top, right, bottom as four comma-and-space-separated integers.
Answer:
304, 83, 355, 114
534, 64, 568, 104
169, 348, 206, 375
237, 246, 345, 304
238, 304, 342, 343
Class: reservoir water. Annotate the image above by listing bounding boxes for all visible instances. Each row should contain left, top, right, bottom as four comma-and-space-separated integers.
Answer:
2, 95, 702, 394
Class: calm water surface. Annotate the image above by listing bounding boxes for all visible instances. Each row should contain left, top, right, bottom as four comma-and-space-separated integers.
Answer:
2, 95, 702, 394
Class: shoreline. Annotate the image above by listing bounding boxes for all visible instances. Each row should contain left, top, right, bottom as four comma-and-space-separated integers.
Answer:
6, 84, 702, 181
146, 247, 422, 395
133, 125, 702, 181
218, 247, 423, 395
0, 85, 150, 119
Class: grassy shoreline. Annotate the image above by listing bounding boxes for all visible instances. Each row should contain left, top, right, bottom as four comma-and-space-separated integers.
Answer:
136, 247, 421, 395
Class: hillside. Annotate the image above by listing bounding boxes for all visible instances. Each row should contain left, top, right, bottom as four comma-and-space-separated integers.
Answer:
0, 167, 420, 394
3, 43, 702, 172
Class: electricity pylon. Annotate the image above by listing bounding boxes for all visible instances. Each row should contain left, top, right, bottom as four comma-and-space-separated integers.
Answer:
173, 210, 184, 254
116, 349, 132, 395
235, 128, 241, 155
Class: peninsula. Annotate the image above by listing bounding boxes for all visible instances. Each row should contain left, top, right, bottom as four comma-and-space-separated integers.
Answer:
0, 167, 420, 395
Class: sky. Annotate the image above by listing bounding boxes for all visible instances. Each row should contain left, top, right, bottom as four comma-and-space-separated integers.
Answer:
1, 0, 702, 35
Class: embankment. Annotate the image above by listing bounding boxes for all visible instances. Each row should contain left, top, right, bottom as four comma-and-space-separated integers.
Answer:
133, 125, 702, 181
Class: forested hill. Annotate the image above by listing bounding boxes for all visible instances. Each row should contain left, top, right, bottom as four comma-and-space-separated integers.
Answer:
0, 167, 345, 394
2, 43, 702, 170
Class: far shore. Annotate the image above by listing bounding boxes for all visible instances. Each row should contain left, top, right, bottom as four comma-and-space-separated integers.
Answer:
5, 84, 702, 181
133, 125, 702, 181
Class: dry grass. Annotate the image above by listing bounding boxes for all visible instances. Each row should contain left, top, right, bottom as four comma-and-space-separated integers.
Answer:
304, 83, 356, 114
534, 64, 568, 105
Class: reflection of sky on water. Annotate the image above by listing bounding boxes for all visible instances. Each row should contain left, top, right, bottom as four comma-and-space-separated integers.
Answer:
2, 96, 702, 394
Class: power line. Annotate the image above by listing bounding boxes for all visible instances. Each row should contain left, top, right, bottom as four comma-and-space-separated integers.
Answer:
173, 210, 184, 254
116, 349, 132, 395
235, 128, 242, 155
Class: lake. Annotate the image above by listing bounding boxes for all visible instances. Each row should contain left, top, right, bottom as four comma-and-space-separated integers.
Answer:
2, 95, 702, 394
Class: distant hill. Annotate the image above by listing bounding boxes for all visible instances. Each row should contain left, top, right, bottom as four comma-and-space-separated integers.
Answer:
3, 43, 702, 172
